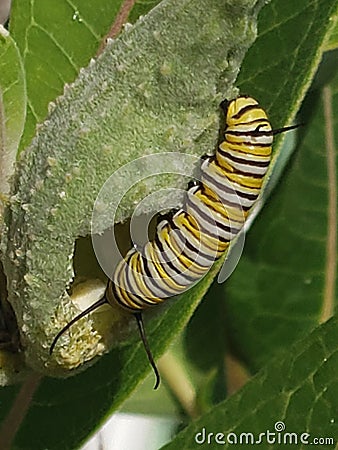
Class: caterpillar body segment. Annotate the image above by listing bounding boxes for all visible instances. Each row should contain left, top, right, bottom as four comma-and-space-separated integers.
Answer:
51, 96, 298, 389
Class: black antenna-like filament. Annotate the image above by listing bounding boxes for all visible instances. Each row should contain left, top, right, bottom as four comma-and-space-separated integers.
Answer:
49, 296, 108, 355
272, 123, 303, 135
226, 123, 303, 138
134, 312, 160, 390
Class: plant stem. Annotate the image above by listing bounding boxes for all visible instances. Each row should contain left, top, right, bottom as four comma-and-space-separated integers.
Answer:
0, 373, 42, 450
97, 0, 137, 55
158, 351, 199, 419
321, 86, 337, 323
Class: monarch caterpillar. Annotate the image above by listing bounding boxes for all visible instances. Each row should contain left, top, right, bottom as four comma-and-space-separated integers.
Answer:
50, 96, 299, 388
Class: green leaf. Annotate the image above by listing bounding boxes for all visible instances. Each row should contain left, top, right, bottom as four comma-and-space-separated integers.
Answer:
324, 16, 338, 51
237, 0, 338, 127
222, 57, 338, 371
9, 0, 157, 152
183, 283, 228, 408
128, 0, 163, 23
0, 25, 26, 198
162, 315, 338, 449
184, 0, 338, 391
